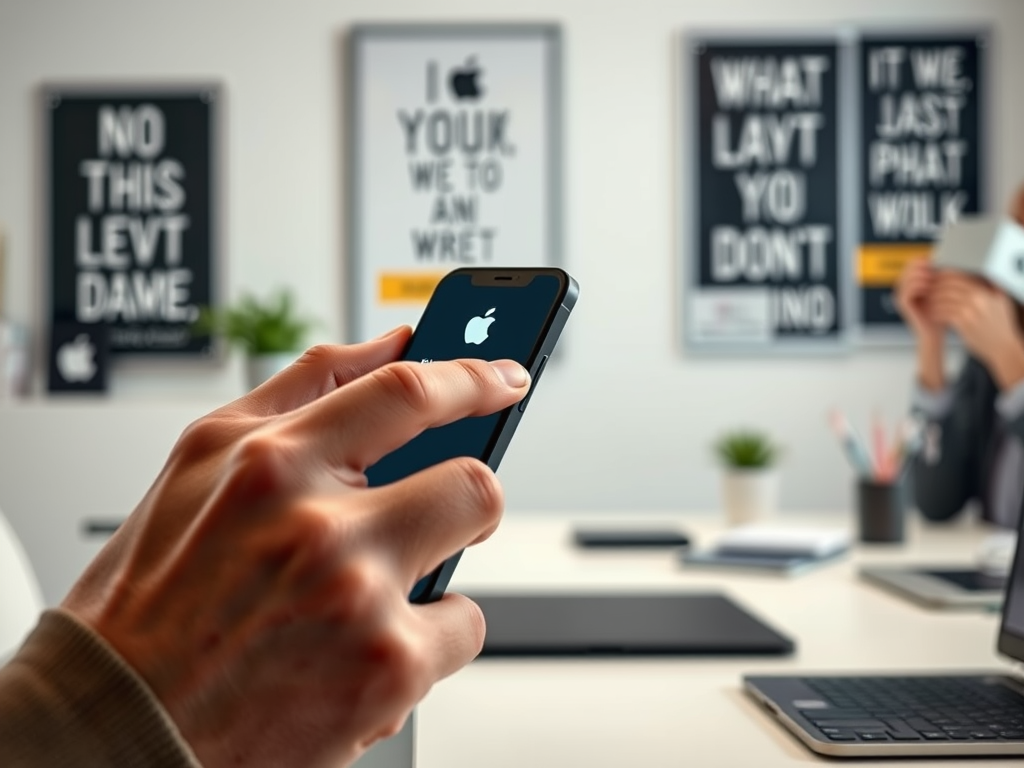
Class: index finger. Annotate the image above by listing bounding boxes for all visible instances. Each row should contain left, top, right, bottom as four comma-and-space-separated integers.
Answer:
290, 358, 530, 473
229, 327, 412, 417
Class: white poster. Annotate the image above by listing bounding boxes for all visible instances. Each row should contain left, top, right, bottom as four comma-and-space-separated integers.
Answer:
348, 25, 562, 341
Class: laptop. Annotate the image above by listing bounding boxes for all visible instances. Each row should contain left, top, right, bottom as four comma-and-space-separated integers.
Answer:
859, 565, 1005, 610
470, 593, 794, 657
744, 525, 1024, 756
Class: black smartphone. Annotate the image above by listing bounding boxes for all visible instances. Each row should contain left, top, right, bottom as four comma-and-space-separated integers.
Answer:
364, 267, 579, 603
572, 528, 692, 549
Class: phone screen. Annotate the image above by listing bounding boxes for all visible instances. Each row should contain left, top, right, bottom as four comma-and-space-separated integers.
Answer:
365, 270, 567, 601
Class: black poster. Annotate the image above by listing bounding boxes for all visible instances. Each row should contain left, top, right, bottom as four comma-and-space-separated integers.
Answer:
857, 35, 985, 330
689, 40, 842, 349
47, 86, 218, 355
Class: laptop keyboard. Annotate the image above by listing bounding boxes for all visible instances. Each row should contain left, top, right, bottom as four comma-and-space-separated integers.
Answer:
798, 676, 1024, 743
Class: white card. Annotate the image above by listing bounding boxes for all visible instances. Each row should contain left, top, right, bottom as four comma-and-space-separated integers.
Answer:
982, 219, 1024, 303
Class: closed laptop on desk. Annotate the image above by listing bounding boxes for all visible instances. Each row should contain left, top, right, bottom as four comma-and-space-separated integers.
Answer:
744, 526, 1024, 757
471, 593, 793, 656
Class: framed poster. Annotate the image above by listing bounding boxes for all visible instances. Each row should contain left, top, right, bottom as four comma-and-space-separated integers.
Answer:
684, 35, 847, 353
855, 31, 988, 340
44, 84, 220, 357
347, 24, 562, 341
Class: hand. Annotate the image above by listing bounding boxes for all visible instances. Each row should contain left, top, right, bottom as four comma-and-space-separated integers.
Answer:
1012, 184, 1024, 226
894, 258, 943, 344
60, 329, 531, 768
929, 271, 1024, 384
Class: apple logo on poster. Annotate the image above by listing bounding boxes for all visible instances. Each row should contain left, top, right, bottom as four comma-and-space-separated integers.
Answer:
464, 308, 496, 345
56, 333, 98, 382
449, 57, 483, 100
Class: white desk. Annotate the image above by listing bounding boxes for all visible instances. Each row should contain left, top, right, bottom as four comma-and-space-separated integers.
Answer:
418, 512, 1014, 768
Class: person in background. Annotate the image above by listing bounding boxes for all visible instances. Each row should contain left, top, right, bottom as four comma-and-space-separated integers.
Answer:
0, 328, 531, 768
896, 187, 1024, 528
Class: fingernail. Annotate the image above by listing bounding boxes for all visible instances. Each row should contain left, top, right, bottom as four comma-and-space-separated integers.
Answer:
372, 325, 409, 341
490, 360, 530, 388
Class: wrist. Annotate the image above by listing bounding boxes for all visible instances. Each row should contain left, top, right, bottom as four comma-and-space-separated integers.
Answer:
917, 334, 945, 392
988, 337, 1024, 391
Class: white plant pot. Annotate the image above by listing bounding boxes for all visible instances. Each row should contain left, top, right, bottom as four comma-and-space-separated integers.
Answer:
720, 468, 779, 526
245, 352, 298, 391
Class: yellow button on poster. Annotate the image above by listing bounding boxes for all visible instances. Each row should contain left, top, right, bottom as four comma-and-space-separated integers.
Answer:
857, 244, 933, 288
378, 272, 448, 304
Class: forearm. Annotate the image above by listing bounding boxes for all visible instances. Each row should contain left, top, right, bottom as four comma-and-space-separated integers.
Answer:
0, 610, 199, 768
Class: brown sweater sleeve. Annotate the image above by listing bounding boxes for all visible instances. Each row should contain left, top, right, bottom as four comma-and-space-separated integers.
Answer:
0, 608, 201, 767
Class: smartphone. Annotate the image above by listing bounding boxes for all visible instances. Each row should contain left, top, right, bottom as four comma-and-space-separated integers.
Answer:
364, 267, 579, 603
572, 528, 691, 549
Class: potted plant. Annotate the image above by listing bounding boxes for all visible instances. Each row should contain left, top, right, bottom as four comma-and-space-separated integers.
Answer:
196, 289, 315, 390
713, 430, 781, 526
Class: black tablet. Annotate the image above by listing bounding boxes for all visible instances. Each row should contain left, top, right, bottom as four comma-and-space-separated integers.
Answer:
470, 592, 794, 657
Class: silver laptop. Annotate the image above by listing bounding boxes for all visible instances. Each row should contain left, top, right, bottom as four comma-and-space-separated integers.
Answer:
858, 565, 1004, 610
744, 532, 1024, 756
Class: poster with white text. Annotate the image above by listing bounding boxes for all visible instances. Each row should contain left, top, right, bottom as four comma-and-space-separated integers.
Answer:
856, 33, 986, 336
348, 25, 562, 341
686, 38, 844, 352
46, 86, 218, 356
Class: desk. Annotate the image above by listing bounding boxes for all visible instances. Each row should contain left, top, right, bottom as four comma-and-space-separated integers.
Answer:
417, 512, 1012, 768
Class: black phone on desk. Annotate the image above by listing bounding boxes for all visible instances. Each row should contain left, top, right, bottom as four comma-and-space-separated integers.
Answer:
573, 528, 691, 549
365, 268, 579, 604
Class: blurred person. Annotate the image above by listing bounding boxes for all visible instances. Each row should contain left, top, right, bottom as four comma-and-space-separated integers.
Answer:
896, 186, 1024, 527
0, 327, 531, 768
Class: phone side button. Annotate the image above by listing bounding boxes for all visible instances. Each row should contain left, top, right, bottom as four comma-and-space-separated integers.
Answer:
518, 355, 549, 413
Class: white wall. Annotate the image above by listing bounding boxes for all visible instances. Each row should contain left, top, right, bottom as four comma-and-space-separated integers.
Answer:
0, 0, 1021, 529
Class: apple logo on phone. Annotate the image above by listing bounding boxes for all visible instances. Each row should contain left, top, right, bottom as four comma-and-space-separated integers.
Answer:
449, 57, 483, 100
464, 308, 496, 345
56, 334, 98, 382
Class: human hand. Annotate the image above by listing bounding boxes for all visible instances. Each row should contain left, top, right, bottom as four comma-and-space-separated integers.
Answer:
894, 258, 943, 344
60, 329, 531, 768
1012, 184, 1024, 226
928, 271, 1024, 370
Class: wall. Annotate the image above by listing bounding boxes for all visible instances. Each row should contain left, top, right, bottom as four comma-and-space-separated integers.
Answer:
0, 0, 1021, 535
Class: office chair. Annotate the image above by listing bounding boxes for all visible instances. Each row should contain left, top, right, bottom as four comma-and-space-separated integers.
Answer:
0, 506, 43, 661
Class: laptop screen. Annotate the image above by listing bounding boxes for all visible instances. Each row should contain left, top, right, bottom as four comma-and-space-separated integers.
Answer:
997, 522, 1024, 661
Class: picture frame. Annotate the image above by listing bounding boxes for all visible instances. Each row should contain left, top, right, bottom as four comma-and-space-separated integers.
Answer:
42, 82, 221, 358
852, 28, 990, 345
681, 31, 851, 356
346, 23, 562, 341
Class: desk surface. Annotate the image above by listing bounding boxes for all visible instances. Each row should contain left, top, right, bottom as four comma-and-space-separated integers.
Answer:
418, 512, 1015, 768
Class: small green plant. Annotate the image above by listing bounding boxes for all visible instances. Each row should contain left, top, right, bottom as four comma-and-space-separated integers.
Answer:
713, 430, 779, 469
195, 289, 314, 355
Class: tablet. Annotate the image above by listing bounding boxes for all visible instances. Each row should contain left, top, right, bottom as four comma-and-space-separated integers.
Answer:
859, 565, 1005, 610
469, 592, 794, 657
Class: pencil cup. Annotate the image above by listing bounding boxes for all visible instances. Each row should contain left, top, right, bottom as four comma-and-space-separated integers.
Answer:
856, 479, 905, 544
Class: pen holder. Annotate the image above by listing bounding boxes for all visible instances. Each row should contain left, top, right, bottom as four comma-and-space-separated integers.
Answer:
856, 479, 906, 544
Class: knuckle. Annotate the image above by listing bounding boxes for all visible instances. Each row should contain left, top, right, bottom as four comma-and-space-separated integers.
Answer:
256, 499, 336, 576
449, 457, 504, 522
229, 432, 292, 497
295, 344, 345, 388
365, 628, 429, 701
453, 359, 494, 391
375, 363, 432, 414
174, 413, 234, 457
327, 559, 382, 625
